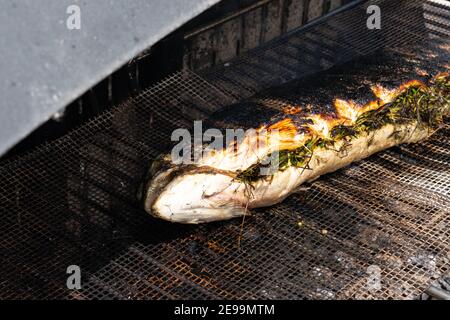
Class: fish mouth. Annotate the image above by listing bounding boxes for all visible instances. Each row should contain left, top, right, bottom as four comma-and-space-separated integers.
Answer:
143, 164, 247, 224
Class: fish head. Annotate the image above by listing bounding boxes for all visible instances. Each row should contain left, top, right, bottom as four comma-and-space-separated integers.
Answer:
143, 161, 247, 224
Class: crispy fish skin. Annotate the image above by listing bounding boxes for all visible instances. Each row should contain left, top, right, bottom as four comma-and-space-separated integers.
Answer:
145, 123, 437, 223
143, 61, 450, 223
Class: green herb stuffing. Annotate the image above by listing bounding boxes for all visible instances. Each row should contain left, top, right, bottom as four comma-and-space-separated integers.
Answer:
236, 75, 450, 183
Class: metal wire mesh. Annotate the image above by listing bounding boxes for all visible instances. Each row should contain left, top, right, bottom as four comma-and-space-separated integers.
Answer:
0, 0, 449, 299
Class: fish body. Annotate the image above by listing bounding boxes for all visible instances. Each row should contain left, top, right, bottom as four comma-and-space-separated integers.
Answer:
143, 52, 450, 224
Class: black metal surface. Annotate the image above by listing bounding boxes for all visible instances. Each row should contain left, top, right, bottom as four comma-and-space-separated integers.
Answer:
0, 0, 448, 299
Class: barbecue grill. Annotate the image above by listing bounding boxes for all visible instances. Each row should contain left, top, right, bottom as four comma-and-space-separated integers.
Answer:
0, 0, 449, 300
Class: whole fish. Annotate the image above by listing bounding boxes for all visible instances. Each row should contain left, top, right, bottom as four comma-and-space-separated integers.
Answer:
142, 52, 450, 224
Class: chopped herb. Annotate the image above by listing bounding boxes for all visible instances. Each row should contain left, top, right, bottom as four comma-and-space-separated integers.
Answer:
236, 75, 450, 184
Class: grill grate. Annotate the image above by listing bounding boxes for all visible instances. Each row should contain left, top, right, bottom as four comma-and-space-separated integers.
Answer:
0, 0, 449, 299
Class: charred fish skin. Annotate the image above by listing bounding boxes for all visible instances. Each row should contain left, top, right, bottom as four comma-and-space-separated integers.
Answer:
143, 53, 450, 224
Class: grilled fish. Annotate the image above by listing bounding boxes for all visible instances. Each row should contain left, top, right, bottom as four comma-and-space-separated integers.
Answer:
142, 53, 450, 224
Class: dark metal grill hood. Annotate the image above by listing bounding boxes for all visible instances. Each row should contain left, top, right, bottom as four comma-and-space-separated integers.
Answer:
0, 0, 449, 299
0, 0, 220, 157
